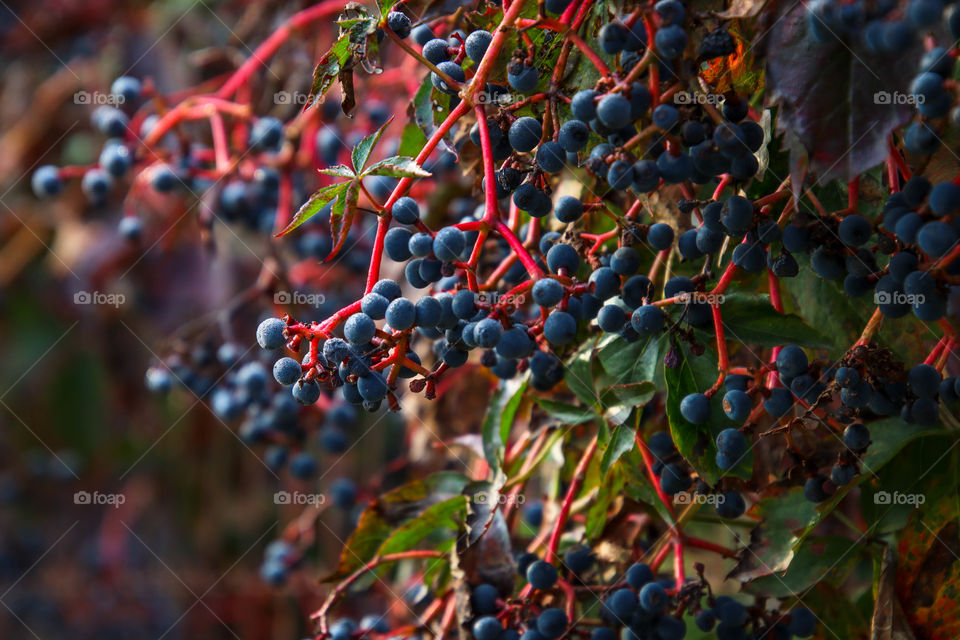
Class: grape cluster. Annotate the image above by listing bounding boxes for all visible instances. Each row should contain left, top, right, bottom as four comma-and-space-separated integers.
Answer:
454, 553, 818, 640
30, 76, 460, 250
144, 328, 361, 588
26, 0, 960, 636
675, 337, 960, 505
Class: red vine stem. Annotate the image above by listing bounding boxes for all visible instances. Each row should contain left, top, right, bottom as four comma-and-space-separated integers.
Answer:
313, 550, 445, 635
634, 430, 677, 521
684, 536, 738, 558
545, 434, 599, 564
217, 0, 345, 99
496, 220, 543, 277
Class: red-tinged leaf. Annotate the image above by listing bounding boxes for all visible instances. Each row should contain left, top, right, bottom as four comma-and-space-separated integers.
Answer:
307, 4, 378, 113
308, 35, 351, 107
321, 472, 470, 582
325, 180, 360, 261
352, 118, 393, 173
758, 0, 920, 183
895, 464, 960, 640
873, 546, 917, 640
275, 181, 348, 237
364, 156, 432, 178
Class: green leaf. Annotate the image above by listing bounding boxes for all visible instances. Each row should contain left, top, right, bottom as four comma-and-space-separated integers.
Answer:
375, 0, 393, 17
664, 342, 750, 485
586, 466, 625, 540
781, 254, 864, 353
398, 121, 428, 158
598, 334, 656, 382
729, 485, 817, 584
795, 419, 941, 546
746, 535, 863, 597
413, 77, 435, 136
326, 180, 360, 261
277, 181, 348, 237
565, 337, 601, 407
481, 378, 527, 477
860, 432, 954, 536
323, 472, 470, 581
376, 496, 468, 556
337, 9, 381, 77
352, 119, 392, 174
533, 398, 597, 425
318, 164, 356, 178
308, 35, 352, 107
708, 293, 833, 348
781, 255, 930, 363
364, 156, 432, 178
600, 381, 655, 425
599, 422, 636, 474
412, 76, 456, 158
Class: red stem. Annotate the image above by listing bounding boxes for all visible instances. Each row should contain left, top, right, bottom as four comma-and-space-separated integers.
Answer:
684, 536, 737, 558
545, 434, 599, 564
218, 0, 344, 99
634, 431, 676, 521
768, 270, 783, 313
496, 220, 543, 277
